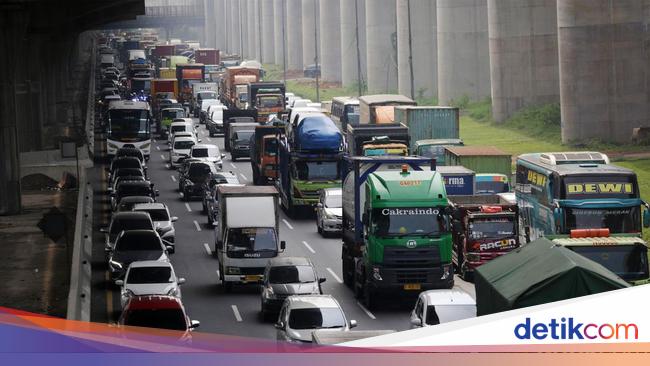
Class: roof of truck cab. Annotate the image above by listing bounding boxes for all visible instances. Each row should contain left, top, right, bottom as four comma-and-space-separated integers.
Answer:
367, 170, 447, 204
217, 185, 278, 195
359, 94, 416, 105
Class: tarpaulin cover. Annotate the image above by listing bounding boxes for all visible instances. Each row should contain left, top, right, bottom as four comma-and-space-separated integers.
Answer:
295, 116, 342, 151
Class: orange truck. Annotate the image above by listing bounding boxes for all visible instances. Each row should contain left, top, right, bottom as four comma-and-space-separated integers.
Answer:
221, 66, 260, 109
250, 125, 283, 185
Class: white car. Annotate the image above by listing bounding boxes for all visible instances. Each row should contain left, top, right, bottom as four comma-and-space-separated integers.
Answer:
115, 260, 185, 308
200, 99, 221, 123
190, 144, 225, 170
276, 295, 357, 344
132, 202, 178, 247
169, 136, 197, 168
167, 121, 196, 145
316, 188, 342, 236
409, 289, 476, 328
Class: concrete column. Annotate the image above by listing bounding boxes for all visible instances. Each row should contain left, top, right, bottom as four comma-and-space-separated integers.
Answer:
273, 0, 286, 66
488, 0, 559, 123
215, 0, 226, 51
437, 0, 491, 104
204, 0, 216, 47
558, 0, 650, 143
247, 0, 259, 60
229, 0, 242, 55
240, 0, 249, 58
340, 0, 367, 88
301, 0, 318, 69
397, 0, 437, 99
261, 0, 275, 63
319, 0, 342, 82
286, 0, 303, 71
224, 0, 231, 52
365, 0, 398, 93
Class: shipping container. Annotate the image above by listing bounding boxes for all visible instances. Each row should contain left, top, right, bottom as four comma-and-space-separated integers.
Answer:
195, 48, 220, 65
394, 106, 459, 151
437, 166, 476, 196
169, 55, 189, 69
152, 44, 175, 58
444, 146, 512, 178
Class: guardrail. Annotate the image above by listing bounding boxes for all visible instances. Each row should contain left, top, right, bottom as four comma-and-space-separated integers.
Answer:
67, 38, 96, 321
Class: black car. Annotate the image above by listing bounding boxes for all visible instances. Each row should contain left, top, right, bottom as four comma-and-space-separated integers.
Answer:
115, 196, 155, 212
230, 129, 255, 161
260, 257, 325, 320
201, 172, 241, 223
179, 162, 217, 201
115, 147, 145, 165
303, 64, 321, 78
107, 230, 172, 280
109, 168, 145, 192
112, 180, 158, 211
109, 156, 144, 184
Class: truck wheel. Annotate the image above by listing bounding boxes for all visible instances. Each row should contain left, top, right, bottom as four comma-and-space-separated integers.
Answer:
223, 281, 233, 293
461, 267, 473, 283
363, 287, 377, 310
207, 213, 213, 225
353, 270, 363, 299
342, 258, 353, 287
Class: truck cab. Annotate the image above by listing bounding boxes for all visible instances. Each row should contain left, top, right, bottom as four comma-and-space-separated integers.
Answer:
414, 139, 464, 166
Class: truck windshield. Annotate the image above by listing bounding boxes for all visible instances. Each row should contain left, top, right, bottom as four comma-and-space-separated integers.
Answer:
258, 95, 283, 108
468, 217, 515, 240
264, 138, 278, 156
568, 245, 649, 281
294, 161, 340, 181
198, 92, 217, 100
162, 110, 185, 119
227, 228, 277, 255
108, 110, 150, 140
372, 207, 443, 237
564, 207, 641, 234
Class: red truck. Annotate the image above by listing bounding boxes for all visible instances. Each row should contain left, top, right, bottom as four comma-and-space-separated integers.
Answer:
195, 48, 220, 65
175, 64, 205, 104
220, 66, 260, 109
152, 44, 175, 58
450, 195, 520, 281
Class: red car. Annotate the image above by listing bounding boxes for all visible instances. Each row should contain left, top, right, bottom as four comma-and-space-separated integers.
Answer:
119, 295, 200, 338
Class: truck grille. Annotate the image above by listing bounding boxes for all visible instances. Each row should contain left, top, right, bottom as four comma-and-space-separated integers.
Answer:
240, 267, 265, 275
395, 270, 430, 284
383, 246, 441, 268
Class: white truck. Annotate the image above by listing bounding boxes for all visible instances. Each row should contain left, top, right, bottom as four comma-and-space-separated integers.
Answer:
191, 82, 219, 117
214, 185, 285, 292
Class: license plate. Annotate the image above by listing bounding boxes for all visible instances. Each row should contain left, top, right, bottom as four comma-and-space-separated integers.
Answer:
245, 275, 261, 282
404, 284, 421, 290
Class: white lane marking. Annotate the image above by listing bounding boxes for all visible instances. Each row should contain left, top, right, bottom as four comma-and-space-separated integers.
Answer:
185, 203, 192, 212
156, 146, 160, 151
356, 301, 377, 320
160, 154, 165, 160
203, 243, 212, 256
282, 219, 294, 230
179, 192, 184, 197
326, 268, 343, 284
231, 305, 243, 322
239, 173, 247, 181
194, 220, 202, 232
170, 175, 176, 182
229, 163, 237, 169
302, 241, 315, 254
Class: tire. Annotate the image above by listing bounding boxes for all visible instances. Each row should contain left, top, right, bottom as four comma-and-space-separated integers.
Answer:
223, 281, 233, 293
363, 287, 377, 310
342, 257, 353, 287
207, 213, 213, 225
231, 155, 237, 162
353, 268, 363, 299
317, 223, 323, 235
202, 202, 207, 214
183, 190, 190, 202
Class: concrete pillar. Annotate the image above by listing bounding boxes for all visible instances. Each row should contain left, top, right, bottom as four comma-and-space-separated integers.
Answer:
397, 0, 437, 99
240, 0, 249, 58
365, 0, 398, 93
204, 0, 216, 48
229, 0, 242, 55
488, 0, 559, 123
215, 0, 226, 51
273, 0, 286, 66
301, 0, 318, 69
340, 0, 367, 88
319, 0, 342, 82
286, 0, 303, 71
247, 0, 259, 60
558, 0, 650, 143
261, 0, 275, 63
437, 0, 491, 104
224, 0, 231, 52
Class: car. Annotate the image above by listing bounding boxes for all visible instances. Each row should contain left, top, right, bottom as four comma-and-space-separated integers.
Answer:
110, 175, 145, 196
101, 211, 155, 257
115, 261, 185, 308
169, 136, 197, 168
409, 289, 476, 328
303, 64, 321, 78
115, 196, 155, 212
316, 188, 342, 236
179, 162, 217, 201
107, 229, 173, 280
190, 144, 225, 170
167, 120, 196, 145
177, 157, 203, 177
118, 295, 199, 336
159, 107, 186, 138
199, 99, 221, 124
114, 147, 145, 165
206, 104, 227, 136
111, 180, 158, 211
108, 156, 144, 184
230, 129, 255, 161
260, 257, 325, 320
108, 168, 145, 193
132, 203, 178, 246
202, 172, 241, 219
275, 295, 356, 344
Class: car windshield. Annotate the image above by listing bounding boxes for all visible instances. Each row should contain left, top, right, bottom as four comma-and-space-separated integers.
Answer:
468, 217, 516, 240
117, 185, 152, 197
294, 161, 340, 181
192, 147, 219, 158
119, 199, 152, 211
139, 209, 169, 221
564, 207, 641, 234
171, 125, 188, 133
568, 245, 649, 281
324, 194, 342, 208
127, 266, 173, 284
124, 309, 186, 331
288, 307, 346, 329
372, 207, 443, 237
174, 141, 195, 150
162, 110, 184, 119
226, 228, 277, 253
425, 305, 476, 326
110, 219, 151, 236
188, 163, 212, 177
115, 169, 143, 178
269, 265, 316, 284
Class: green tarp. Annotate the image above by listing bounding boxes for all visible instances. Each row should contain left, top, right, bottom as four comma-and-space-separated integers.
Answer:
475, 238, 629, 316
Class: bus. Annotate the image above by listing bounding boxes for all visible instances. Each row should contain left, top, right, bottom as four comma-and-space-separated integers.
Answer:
330, 97, 359, 132
515, 152, 649, 242
106, 101, 152, 160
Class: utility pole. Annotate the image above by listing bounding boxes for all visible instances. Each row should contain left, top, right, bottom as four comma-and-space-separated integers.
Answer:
282, 0, 287, 84
406, 0, 415, 100
354, 0, 363, 97
238, 0, 244, 57
314, 0, 320, 102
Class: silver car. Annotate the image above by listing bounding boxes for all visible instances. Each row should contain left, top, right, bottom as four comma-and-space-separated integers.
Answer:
409, 289, 476, 328
275, 295, 356, 344
316, 188, 342, 236
115, 260, 185, 308
132, 202, 178, 248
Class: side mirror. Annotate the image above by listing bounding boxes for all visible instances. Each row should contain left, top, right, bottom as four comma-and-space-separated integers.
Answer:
166, 245, 175, 254
318, 278, 326, 284
644, 207, 650, 228
349, 320, 358, 329
100, 227, 109, 233
177, 277, 186, 285
114, 280, 124, 286
274, 321, 284, 330
155, 190, 160, 197
190, 320, 200, 329
280, 241, 286, 250
171, 216, 178, 222
221, 154, 226, 159
198, 139, 202, 143
316, 203, 323, 209
410, 317, 423, 327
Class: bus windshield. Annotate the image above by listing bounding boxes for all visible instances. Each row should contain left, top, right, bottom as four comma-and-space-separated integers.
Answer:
568, 244, 649, 281
108, 110, 150, 141
564, 206, 641, 233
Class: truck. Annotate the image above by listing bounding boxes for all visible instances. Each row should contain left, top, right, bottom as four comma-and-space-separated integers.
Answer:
277, 114, 344, 217
195, 48, 220, 65
445, 146, 512, 179
152, 44, 175, 59
222, 110, 258, 151
437, 166, 476, 196
448, 195, 520, 281
346, 123, 410, 157
151, 79, 178, 100
221, 66, 261, 109
250, 125, 283, 185
414, 138, 464, 166
358, 94, 416, 124
214, 186, 286, 292
191, 82, 219, 117
393, 106, 460, 152
342, 157, 454, 309
176, 64, 206, 105
247, 82, 286, 122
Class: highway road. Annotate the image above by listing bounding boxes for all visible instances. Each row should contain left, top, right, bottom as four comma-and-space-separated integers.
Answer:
90, 117, 475, 338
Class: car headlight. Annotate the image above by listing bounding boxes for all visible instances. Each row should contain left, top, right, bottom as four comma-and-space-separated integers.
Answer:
264, 286, 276, 299
140, 142, 151, 149
167, 287, 180, 297
107, 143, 119, 150
109, 260, 123, 270
226, 266, 240, 275
121, 289, 134, 300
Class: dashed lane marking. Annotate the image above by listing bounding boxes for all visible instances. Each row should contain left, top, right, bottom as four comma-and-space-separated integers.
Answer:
282, 219, 294, 230
194, 220, 202, 232
302, 241, 315, 254
231, 305, 243, 322
203, 243, 212, 256
185, 203, 192, 212
356, 301, 377, 320
326, 268, 343, 284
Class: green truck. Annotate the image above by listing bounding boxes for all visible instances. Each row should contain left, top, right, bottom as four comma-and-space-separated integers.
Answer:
342, 157, 454, 309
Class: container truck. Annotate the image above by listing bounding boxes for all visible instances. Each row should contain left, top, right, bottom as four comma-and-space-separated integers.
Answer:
393, 106, 460, 151
346, 123, 410, 157
437, 166, 476, 196
449, 195, 520, 281
358, 94, 416, 124
247, 82, 286, 122
414, 139, 464, 166
250, 125, 283, 185
151, 79, 178, 99
342, 156, 454, 309
158, 67, 176, 79
176, 64, 206, 105
277, 114, 344, 217
152, 44, 175, 58
194, 48, 220, 65
221, 66, 261, 109
213, 186, 286, 292
444, 146, 512, 179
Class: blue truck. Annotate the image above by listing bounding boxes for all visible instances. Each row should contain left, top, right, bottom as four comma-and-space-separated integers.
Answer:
437, 166, 476, 196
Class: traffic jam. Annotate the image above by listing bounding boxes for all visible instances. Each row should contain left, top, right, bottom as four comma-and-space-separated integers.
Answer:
95, 31, 650, 344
